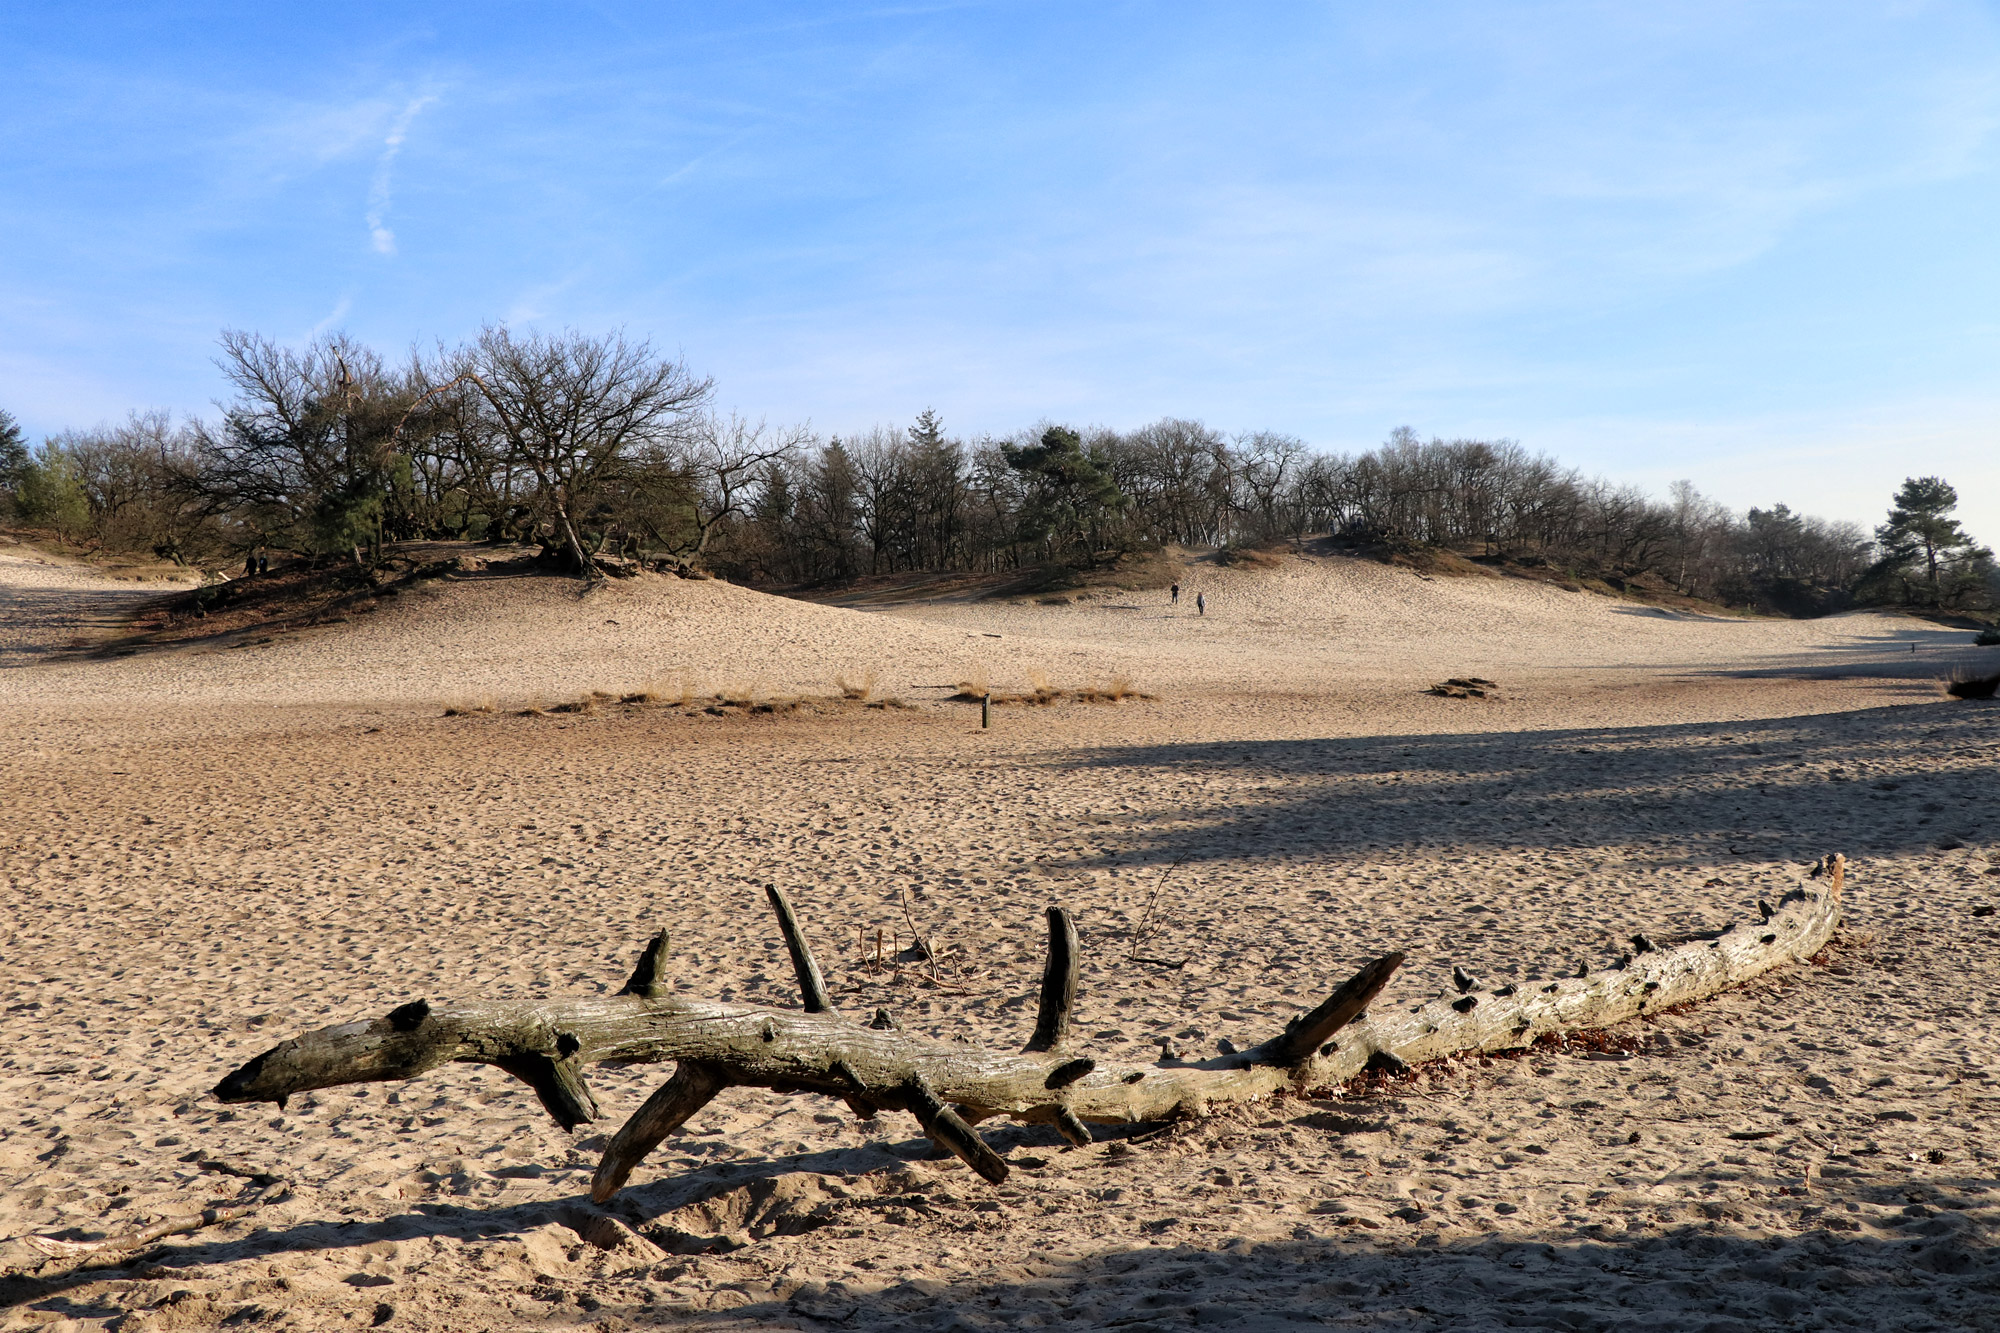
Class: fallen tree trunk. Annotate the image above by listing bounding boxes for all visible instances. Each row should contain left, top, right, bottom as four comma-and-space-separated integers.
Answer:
214, 859, 1843, 1200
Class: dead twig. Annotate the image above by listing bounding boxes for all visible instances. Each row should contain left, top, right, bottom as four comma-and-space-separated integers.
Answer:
17, 1178, 287, 1272
898, 885, 961, 986
1129, 857, 1190, 966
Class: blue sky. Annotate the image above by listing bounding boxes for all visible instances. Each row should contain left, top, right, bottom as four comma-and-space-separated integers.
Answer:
5, 2, 1999, 538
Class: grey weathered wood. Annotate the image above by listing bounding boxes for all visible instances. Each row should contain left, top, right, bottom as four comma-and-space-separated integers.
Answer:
765, 885, 835, 1015
621, 930, 670, 1000
902, 1074, 1010, 1183
23, 1179, 288, 1270
211, 856, 1844, 1200
591, 1060, 727, 1203
1264, 951, 1404, 1067
1024, 906, 1079, 1053
1053, 1106, 1092, 1147
495, 1045, 599, 1130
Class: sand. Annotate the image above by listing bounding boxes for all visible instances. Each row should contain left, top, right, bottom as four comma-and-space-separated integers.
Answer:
1, 548, 1995, 1331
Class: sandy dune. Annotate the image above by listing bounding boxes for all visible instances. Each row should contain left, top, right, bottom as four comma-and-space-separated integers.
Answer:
0, 552, 1968, 725
1, 549, 1995, 1331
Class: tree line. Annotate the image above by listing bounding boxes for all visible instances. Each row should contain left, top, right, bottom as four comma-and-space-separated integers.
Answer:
1, 328, 1991, 613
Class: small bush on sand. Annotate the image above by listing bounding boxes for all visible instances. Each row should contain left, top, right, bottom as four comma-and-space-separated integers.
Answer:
836, 669, 878, 701
1214, 544, 1284, 569
442, 697, 497, 717
950, 670, 991, 702
1977, 627, 2000, 647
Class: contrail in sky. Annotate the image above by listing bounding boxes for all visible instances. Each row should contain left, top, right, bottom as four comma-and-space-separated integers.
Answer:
366, 96, 436, 256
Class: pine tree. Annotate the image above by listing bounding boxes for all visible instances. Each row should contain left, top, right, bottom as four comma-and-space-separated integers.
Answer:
1001, 426, 1129, 563
1874, 476, 1993, 608
0, 408, 27, 491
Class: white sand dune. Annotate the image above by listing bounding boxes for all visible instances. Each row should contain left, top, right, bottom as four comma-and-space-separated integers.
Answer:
1, 549, 1995, 1330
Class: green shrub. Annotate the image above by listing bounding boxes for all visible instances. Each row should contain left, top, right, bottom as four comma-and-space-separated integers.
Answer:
14, 450, 89, 539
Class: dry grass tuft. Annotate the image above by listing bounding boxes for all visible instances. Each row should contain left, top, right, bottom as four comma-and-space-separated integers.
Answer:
716, 682, 759, 709
956, 668, 1157, 708
1015, 668, 1061, 705
1946, 666, 2000, 700
835, 668, 879, 701
1077, 674, 1151, 703
442, 697, 497, 717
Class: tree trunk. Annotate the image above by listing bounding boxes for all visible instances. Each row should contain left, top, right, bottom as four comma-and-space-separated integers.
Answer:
214, 861, 1844, 1201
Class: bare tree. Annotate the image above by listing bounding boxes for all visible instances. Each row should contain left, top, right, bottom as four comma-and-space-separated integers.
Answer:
190, 331, 410, 560
454, 326, 711, 576
1235, 430, 1308, 540
46, 411, 210, 560
625, 414, 806, 563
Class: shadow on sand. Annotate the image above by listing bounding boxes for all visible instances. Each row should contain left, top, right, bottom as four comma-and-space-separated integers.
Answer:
1033, 701, 1996, 873
8, 1142, 1994, 1330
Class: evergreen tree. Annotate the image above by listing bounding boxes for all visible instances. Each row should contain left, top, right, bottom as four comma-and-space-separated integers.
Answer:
906, 409, 965, 568
14, 444, 91, 539
1001, 426, 1128, 562
1874, 476, 1993, 608
0, 408, 27, 494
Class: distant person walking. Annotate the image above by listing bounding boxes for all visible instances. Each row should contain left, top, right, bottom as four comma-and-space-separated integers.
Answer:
1195, 591, 1206, 616
1170, 582, 1181, 605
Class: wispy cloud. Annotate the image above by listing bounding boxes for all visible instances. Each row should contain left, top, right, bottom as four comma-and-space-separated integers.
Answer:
365, 96, 435, 256
306, 295, 352, 339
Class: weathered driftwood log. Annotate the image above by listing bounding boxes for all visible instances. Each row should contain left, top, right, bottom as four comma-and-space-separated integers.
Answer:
214, 859, 1844, 1200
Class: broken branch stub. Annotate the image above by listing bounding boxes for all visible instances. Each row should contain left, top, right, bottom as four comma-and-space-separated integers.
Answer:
212, 856, 1843, 1201
766, 884, 836, 1015
1024, 906, 1079, 1054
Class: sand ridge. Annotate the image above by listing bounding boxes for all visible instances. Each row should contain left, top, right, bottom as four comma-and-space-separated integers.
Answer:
0, 550, 1995, 1330
0, 549, 1969, 723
